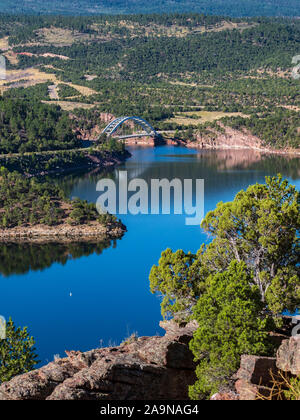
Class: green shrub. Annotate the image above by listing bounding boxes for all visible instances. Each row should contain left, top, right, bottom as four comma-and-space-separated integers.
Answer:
0, 318, 39, 383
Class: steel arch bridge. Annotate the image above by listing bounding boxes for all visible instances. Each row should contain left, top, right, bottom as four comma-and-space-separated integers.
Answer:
100, 116, 157, 140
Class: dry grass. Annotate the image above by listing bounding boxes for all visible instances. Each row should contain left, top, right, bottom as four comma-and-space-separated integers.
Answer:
169, 80, 214, 88
0, 67, 57, 93
169, 80, 197, 87
36, 27, 91, 47
84, 74, 97, 81
43, 65, 63, 71
67, 83, 97, 97
150, 20, 255, 37
256, 68, 291, 79
148, 20, 255, 38
0, 37, 9, 51
3, 51, 19, 65
256, 370, 300, 401
63, 95, 81, 100
42, 100, 96, 111
91, 20, 257, 39
0, 67, 97, 97
166, 111, 247, 125
206, 21, 257, 33
281, 105, 300, 112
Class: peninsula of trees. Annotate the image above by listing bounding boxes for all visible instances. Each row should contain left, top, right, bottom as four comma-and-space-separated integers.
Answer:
0, 169, 125, 241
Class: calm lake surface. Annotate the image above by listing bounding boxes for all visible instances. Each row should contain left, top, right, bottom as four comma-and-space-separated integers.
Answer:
0, 146, 299, 364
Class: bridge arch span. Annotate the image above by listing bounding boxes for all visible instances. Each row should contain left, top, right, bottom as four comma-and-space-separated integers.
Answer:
101, 116, 157, 139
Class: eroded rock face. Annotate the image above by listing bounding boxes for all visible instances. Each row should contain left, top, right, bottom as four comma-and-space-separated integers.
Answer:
234, 336, 300, 400
2, 322, 298, 401
234, 355, 278, 401
276, 336, 300, 376
0, 321, 198, 401
236, 355, 278, 386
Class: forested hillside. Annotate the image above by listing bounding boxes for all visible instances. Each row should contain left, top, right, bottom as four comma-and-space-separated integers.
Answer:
0, 99, 79, 154
0, 14, 299, 151
1, 15, 299, 81
1, 0, 299, 17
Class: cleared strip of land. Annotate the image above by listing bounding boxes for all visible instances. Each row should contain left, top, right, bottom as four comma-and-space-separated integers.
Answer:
165, 111, 249, 125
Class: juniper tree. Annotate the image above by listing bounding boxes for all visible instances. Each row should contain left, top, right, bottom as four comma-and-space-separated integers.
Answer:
202, 174, 300, 315
189, 261, 275, 400
150, 175, 299, 320
149, 248, 206, 321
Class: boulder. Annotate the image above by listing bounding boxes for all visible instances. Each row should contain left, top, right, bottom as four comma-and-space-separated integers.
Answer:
234, 355, 278, 400
210, 392, 239, 400
236, 355, 278, 386
235, 336, 300, 400
276, 336, 300, 376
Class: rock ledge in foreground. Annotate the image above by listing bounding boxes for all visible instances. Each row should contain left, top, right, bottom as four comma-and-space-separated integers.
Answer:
0, 321, 198, 400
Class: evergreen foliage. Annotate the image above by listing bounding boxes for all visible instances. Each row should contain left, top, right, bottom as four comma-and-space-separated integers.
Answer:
0, 98, 80, 154
189, 261, 275, 399
0, 318, 39, 383
150, 175, 299, 399
0, 168, 117, 228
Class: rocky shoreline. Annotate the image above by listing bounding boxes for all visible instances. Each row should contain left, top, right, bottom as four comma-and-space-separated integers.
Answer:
0, 149, 131, 178
162, 125, 300, 156
33, 149, 132, 178
74, 111, 299, 155
0, 221, 126, 243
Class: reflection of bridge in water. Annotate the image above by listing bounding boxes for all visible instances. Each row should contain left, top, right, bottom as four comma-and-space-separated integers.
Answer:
100, 116, 158, 140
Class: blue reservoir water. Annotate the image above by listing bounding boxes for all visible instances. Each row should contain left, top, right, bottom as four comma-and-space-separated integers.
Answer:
0, 146, 299, 364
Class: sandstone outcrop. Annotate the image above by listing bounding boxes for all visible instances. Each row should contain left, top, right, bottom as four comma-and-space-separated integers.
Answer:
0, 321, 198, 400
276, 336, 300, 376
163, 124, 300, 155
235, 355, 278, 400
1, 321, 298, 401
187, 125, 263, 151
233, 336, 300, 400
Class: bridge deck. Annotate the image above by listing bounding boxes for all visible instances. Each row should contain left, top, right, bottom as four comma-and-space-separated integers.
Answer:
118, 133, 154, 139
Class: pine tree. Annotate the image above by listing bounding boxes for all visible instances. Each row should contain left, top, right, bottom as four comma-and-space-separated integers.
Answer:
0, 318, 39, 383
